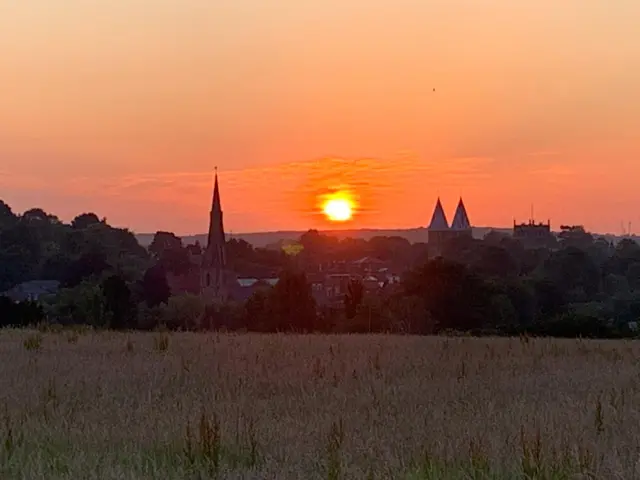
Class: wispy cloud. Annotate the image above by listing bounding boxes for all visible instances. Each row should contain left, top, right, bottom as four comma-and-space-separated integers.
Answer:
527, 163, 576, 178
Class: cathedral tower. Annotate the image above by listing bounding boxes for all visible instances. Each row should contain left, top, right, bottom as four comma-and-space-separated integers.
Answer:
451, 197, 472, 236
427, 197, 450, 257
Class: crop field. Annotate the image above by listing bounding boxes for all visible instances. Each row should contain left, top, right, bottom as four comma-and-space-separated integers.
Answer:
1, 329, 639, 479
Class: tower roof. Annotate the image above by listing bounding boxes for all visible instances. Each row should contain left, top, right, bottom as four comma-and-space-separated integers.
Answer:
451, 197, 471, 230
428, 198, 450, 231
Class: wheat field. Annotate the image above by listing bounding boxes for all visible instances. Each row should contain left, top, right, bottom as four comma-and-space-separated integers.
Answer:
1, 329, 639, 479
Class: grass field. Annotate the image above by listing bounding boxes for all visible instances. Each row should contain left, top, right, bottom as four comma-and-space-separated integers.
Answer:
1, 330, 639, 479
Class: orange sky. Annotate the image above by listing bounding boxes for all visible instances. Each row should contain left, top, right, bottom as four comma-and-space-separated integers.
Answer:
1, 1, 639, 235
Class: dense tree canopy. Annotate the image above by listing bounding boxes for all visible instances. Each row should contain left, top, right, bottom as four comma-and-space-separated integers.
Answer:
1, 199, 639, 338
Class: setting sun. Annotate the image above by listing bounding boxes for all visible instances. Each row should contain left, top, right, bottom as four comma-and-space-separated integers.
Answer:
320, 190, 357, 223
323, 198, 353, 222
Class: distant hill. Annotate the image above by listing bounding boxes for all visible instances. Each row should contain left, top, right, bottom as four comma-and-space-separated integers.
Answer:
135, 226, 512, 249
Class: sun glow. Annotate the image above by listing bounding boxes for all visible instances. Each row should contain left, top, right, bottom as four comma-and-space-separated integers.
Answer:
321, 191, 356, 222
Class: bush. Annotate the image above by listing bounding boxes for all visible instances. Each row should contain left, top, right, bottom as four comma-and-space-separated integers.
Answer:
162, 294, 206, 331
529, 312, 613, 338
135, 302, 165, 331
0, 296, 44, 328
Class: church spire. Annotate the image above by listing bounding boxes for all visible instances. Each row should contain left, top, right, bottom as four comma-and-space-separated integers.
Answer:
428, 197, 449, 231
204, 168, 226, 268
211, 167, 221, 214
451, 197, 471, 230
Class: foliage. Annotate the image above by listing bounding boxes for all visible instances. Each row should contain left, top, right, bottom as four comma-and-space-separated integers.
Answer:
0, 203, 149, 292
135, 302, 166, 331
102, 274, 136, 330
3, 198, 640, 338
404, 258, 495, 333
141, 264, 171, 308
162, 294, 206, 331
71, 213, 102, 230
50, 281, 112, 328
0, 296, 44, 327
148, 231, 183, 258
344, 278, 364, 319
244, 269, 317, 332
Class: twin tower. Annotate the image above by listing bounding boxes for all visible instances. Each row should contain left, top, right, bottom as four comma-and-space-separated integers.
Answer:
427, 197, 472, 254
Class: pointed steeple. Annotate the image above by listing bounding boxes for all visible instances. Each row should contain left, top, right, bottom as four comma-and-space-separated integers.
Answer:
211, 168, 221, 213
204, 168, 226, 268
451, 197, 471, 230
428, 197, 450, 231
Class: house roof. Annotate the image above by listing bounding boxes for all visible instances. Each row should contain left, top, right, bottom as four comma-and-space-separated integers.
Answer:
352, 256, 385, 265
236, 277, 279, 288
1, 280, 60, 302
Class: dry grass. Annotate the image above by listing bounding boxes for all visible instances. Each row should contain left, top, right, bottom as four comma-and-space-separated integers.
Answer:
1, 330, 640, 479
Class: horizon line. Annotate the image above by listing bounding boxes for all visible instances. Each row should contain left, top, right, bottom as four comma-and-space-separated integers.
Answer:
133, 225, 633, 239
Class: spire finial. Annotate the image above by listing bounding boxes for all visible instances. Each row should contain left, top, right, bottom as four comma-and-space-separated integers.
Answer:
211, 167, 221, 211
214, 165, 218, 175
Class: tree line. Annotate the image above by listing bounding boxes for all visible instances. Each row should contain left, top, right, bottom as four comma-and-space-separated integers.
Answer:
1, 199, 639, 338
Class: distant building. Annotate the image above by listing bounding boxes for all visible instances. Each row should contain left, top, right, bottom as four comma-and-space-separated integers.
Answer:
513, 219, 556, 249
306, 255, 400, 308
233, 278, 278, 302
427, 197, 472, 256
351, 256, 386, 274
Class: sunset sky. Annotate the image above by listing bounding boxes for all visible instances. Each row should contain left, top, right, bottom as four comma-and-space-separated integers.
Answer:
1, 1, 639, 235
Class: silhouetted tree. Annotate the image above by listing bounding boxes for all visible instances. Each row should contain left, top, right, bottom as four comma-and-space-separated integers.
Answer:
626, 262, 640, 290
0, 296, 44, 327
149, 231, 182, 258
52, 282, 110, 327
61, 251, 110, 288
102, 274, 135, 329
186, 241, 203, 255
0, 200, 17, 228
71, 213, 101, 230
541, 246, 601, 302
558, 225, 594, 250
266, 270, 317, 332
245, 289, 271, 331
159, 247, 191, 275
22, 208, 54, 223
141, 264, 171, 307
344, 278, 364, 319
472, 245, 519, 278
529, 277, 566, 321
404, 258, 493, 333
